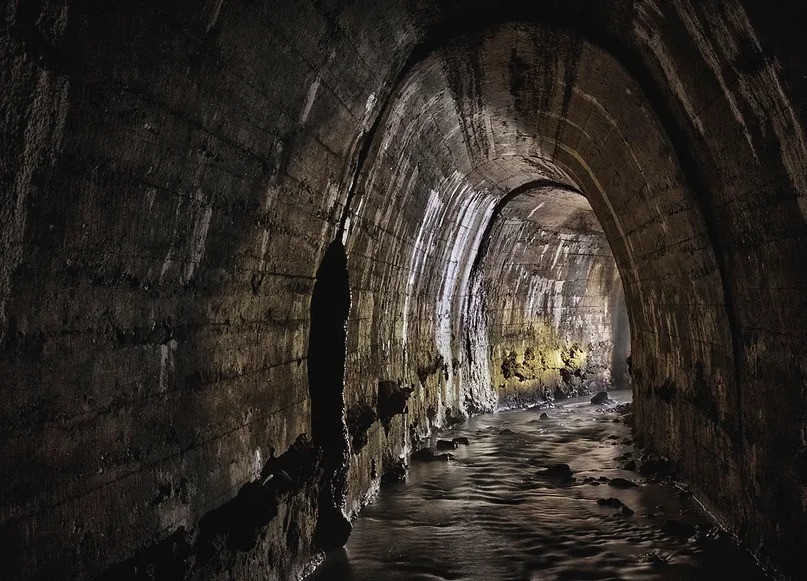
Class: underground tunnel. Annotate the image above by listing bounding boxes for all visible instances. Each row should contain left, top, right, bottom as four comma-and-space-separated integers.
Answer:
2, 1, 807, 579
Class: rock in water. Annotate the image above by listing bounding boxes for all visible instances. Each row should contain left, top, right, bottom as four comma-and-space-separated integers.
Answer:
591, 391, 610, 405
596, 497, 634, 516
452, 436, 470, 446
539, 412, 549, 420
640, 552, 669, 566
608, 477, 638, 489
597, 497, 624, 508
435, 439, 458, 450
540, 464, 574, 483
411, 448, 435, 462
411, 447, 454, 463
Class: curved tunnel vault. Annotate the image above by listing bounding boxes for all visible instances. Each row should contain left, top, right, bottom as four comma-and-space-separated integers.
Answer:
342, 18, 727, 496
3, 1, 807, 580
340, 17, 805, 577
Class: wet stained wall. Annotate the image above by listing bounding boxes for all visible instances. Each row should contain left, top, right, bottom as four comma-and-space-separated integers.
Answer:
1, 1, 807, 579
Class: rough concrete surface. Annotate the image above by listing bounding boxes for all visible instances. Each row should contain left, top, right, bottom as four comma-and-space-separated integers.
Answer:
1, 1, 806, 579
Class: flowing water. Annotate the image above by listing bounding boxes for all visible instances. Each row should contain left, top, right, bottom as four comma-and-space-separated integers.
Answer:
310, 391, 768, 580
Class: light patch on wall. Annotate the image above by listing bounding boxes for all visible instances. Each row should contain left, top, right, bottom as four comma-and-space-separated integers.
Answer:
527, 200, 546, 219
434, 177, 476, 353
435, 185, 498, 408
145, 187, 157, 215
300, 76, 322, 125
0, 71, 69, 344
258, 182, 279, 267
184, 192, 214, 283
674, 0, 758, 160
253, 448, 262, 481
159, 203, 184, 282
550, 241, 566, 269
158, 339, 177, 393
721, 3, 807, 217
553, 280, 565, 329
402, 186, 444, 347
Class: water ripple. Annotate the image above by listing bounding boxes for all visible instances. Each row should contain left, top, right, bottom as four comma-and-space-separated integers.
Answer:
310, 392, 768, 580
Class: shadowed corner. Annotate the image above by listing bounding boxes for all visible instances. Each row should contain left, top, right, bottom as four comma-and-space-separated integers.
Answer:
308, 239, 353, 552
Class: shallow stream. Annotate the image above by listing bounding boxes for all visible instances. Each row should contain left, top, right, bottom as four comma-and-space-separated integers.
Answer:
311, 392, 767, 580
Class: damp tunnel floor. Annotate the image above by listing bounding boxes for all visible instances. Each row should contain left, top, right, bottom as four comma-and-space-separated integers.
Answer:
310, 392, 767, 581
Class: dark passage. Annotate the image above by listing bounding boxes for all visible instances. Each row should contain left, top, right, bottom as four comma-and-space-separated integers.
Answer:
308, 240, 353, 551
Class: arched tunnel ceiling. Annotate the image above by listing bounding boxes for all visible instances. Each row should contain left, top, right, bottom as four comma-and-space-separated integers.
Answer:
501, 188, 603, 235
358, 24, 700, 267
348, 23, 731, 380
339, 13, 806, 577
3, 1, 807, 579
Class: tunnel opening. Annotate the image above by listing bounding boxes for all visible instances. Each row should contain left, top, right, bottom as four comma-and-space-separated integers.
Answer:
466, 184, 632, 411
307, 239, 352, 552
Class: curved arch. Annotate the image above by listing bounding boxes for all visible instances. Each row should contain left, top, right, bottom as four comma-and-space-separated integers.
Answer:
333, 13, 754, 460
3, 2, 807, 578
341, 17, 741, 558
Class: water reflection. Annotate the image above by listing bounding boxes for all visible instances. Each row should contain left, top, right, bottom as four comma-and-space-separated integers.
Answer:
310, 392, 767, 580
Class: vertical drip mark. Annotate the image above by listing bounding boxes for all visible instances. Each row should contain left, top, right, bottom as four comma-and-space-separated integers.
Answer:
553, 31, 584, 161
442, 31, 492, 163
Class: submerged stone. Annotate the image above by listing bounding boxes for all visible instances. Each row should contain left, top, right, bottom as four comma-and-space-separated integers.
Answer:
411, 448, 454, 463
608, 477, 638, 489
640, 552, 669, 566
540, 464, 574, 483
597, 497, 624, 508
595, 497, 634, 516
411, 448, 436, 462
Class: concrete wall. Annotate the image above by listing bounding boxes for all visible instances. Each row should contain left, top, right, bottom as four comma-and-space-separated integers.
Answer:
1, 1, 806, 579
